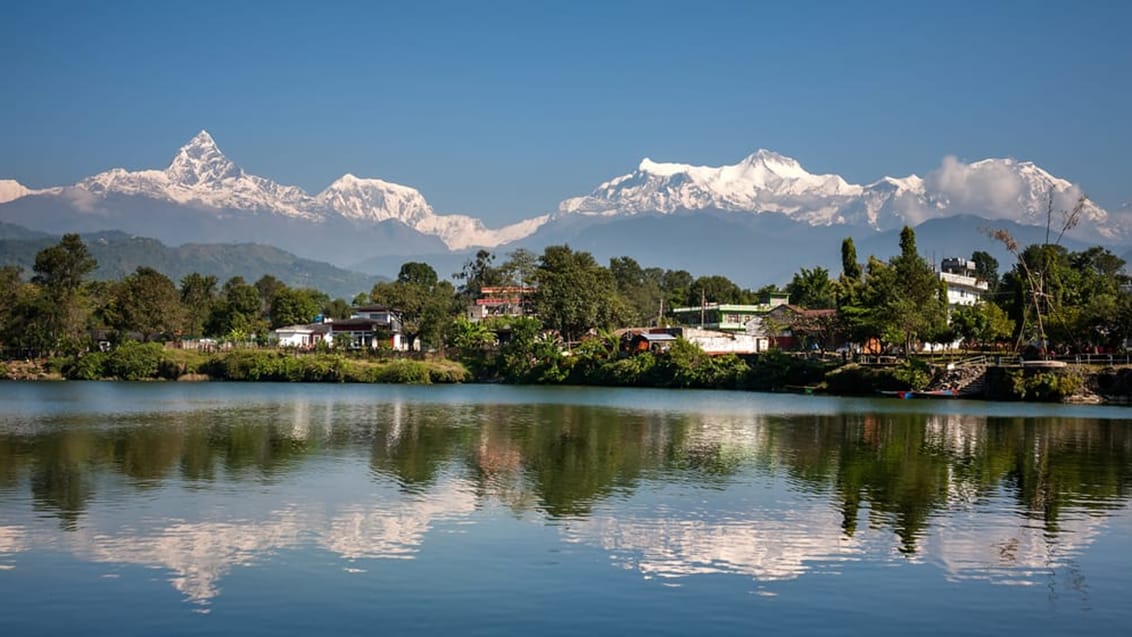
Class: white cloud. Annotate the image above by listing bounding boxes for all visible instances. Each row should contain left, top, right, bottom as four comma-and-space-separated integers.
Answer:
62, 186, 101, 213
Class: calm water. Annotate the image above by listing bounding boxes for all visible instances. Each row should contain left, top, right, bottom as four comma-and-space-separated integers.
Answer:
0, 383, 1130, 636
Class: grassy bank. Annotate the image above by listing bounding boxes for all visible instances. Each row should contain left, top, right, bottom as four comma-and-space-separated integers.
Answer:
44, 343, 469, 384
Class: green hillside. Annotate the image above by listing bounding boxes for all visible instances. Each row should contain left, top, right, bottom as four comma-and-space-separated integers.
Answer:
0, 229, 384, 299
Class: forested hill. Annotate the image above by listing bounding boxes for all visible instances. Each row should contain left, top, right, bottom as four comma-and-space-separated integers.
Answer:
0, 229, 384, 299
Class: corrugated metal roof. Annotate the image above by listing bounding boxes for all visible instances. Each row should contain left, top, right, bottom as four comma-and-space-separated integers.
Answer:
638, 333, 678, 342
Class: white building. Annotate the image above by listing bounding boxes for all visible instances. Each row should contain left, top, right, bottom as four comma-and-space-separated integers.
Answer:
939, 258, 989, 309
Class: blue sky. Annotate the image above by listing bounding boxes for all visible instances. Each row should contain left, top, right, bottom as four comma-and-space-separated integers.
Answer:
1, 0, 1130, 225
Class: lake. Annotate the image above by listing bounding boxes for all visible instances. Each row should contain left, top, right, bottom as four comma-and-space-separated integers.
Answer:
0, 382, 1129, 636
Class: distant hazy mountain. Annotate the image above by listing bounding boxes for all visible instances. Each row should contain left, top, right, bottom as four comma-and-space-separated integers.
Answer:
0, 221, 51, 241
1, 132, 1126, 283
0, 227, 382, 299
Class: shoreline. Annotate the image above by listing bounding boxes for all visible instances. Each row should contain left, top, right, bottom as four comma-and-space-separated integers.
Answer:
5, 355, 1131, 406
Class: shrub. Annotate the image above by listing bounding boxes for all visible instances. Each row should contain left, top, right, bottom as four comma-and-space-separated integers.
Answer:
105, 341, 167, 380
375, 360, 432, 384
1022, 370, 1084, 402
427, 360, 469, 384
824, 363, 910, 395
64, 352, 108, 380
893, 358, 931, 390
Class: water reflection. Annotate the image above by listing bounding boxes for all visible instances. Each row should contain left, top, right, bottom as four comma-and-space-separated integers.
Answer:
0, 389, 1129, 606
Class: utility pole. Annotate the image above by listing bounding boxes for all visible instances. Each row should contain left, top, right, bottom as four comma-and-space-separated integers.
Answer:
700, 289, 706, 327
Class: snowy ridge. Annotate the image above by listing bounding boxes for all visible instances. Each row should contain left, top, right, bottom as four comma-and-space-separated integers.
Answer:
1, 133, 1121, 249
560, 150, 864, 225
44, 131, 547, 249
0, 180, 31, 205
558, 151, 1113, 237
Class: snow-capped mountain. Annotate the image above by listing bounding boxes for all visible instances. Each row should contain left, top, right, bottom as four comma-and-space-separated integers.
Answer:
559, 150, 864, 225
11, 130, 543, 250
0, 132, 1123, 278
557, 151, 1114, 240
314, 172, 549, 249
0, 179, 37, 205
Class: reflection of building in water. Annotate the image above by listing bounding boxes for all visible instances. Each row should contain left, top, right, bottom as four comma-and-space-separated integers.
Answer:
923, 413, 987, 505
923, 413, 985, 456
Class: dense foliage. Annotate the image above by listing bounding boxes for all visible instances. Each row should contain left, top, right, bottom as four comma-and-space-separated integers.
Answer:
3, 225, 1130, 398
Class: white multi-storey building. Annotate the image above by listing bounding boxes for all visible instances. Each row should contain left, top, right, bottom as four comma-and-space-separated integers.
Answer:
939, 258, 989, 309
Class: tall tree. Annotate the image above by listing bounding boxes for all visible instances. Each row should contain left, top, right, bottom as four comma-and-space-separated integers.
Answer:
841, 237, 862, 281
688, 275, 744, 305
371, 262, 457, 350
106, 267, 184, 341
269, 287, 322, 328
786, 266, 836, 309
888, 227, 948, 352
254, 275, 287, 314
533, 245, 623, 343
28, 234, 98, 353
971, 250, 998, 294
455, 249, 504, 301
180, 273, 218, 338
609, 256, 665, 326
207, 277, 265, 339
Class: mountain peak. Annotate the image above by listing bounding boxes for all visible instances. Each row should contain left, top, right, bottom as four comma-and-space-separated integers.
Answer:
166, 130, 240, 186
188, 129, 217, 148
744, 148, 795, 165
0, 179, 31, 205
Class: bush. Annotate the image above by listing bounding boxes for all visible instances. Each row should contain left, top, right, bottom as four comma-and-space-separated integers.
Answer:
374, 360, 431, 384
893, 358, 931, 390
427, 360, 470, 384
824, 363, 910, 395
1021, 370, 1084, 402
105, 341, 167, 380
744, 350, 828, 391
66, 352, 109, 380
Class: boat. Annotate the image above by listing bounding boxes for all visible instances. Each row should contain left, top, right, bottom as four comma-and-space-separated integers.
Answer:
912, 389, 958, 399
877, 389, 957, 399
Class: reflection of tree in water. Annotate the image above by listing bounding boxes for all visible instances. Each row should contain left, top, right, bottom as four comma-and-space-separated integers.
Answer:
27, 428, 108, 530
1, 400, 1129, 552
770, 413, 1132, 554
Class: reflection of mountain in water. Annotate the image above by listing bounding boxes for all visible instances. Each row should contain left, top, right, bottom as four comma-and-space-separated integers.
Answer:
0, 398, 1130, 604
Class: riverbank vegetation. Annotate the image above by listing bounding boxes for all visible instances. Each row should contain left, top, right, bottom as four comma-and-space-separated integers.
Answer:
2, 220, 1129, 400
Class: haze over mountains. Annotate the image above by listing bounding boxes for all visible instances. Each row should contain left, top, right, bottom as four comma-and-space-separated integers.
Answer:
1, 131, 1128, 287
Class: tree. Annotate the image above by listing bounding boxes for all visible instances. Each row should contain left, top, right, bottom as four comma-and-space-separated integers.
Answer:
28, 234, 99, 354
500, 248, 538, 288
0, 266, 24, 347
269, 287, 322, 329
786, 266, 836, 309
950, 302, 1014, 350
610, 256, 665, 326
455, 249, 505, 301
888, 227, 948, 352
254, 275, 287, 314
533, 245, 624, 343
662, 269, 694, 308
32, 233, 97, 293
106, 267, 184, 341
371, 262, 457, 350
841, 237, 862, 281
207, 277, 265, 339
323, 298, 352, 321
971, 251, 999, 295
688, 275, 745, 305
180, 273, 218, 338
